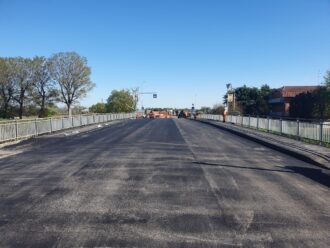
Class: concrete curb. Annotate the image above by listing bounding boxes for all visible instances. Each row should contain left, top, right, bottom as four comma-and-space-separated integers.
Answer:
196, 119, 330, 170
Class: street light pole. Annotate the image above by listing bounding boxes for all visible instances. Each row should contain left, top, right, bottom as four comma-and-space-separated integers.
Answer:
135, 90, 158, 113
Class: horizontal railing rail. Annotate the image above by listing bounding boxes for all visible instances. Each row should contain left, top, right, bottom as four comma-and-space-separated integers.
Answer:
0, 113, 135, 143
199, 114, 330, 146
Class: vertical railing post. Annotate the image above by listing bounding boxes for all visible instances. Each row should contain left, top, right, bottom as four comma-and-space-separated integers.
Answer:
267, 116, 270, 132
257, 116, 259, 130
62, 117, 64, 129
319, 121, 323, 145
35, 118, 38, 136
15, 120, 18, 140
280, 118, 283, 135
248, 115, 251, 128
296, 119, 300, 140
50, 118, 53, 133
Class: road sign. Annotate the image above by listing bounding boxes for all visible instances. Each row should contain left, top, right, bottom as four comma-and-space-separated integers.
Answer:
153, 94, 157, 98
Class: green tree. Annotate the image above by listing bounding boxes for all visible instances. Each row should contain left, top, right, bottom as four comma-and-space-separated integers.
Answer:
211, 104, 225, 114
48, 52, 95, 116
10, 57, 34, 119
225, 84, 272, 115
290, 92, 315, 119
290, 89, 330, 119
0, 58, 14, 118
256, 84, 272, 115
89, 102, 107, 113
71, 105, 88, 115
107, 89, 135, 113
44, 103, 61, 117
315, 87, 330, 119
234, 85, 259, 114
30, 56, 58, 118
199, 106, 211, 114
313, 70, 330, 119
290, 70, 330, 119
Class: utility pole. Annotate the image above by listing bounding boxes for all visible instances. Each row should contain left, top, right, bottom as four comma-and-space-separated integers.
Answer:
137, 92, 158, 114
131, 84, 157, 112
138, 91, 158, 110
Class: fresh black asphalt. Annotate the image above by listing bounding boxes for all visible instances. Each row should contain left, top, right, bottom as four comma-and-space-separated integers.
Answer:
0, 119, 329, 247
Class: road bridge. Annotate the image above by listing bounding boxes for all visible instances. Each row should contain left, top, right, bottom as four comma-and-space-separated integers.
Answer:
0, 119, 329, 247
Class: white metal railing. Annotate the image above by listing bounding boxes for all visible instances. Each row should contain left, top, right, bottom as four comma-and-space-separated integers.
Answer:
0, 113, 135, 143
199, 114, 330, 145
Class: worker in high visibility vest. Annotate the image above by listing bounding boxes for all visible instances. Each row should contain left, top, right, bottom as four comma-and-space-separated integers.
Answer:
223, 111, 227, 123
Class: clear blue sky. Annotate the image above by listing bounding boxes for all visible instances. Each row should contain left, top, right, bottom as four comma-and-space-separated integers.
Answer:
1, 0, 330, 109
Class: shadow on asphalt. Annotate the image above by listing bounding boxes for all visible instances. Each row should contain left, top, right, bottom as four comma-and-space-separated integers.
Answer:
285, 166, 330, 188
194, 161, 330, 188
193, 161, 293, 173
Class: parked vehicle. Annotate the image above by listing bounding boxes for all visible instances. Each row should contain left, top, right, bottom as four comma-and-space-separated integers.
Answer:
178, 111, 187, 118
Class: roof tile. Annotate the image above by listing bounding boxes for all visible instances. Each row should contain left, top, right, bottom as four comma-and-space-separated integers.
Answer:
279, 86, 319, 98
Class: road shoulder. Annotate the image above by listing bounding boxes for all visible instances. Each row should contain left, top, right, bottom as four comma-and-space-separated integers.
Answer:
197, 119, 330, 170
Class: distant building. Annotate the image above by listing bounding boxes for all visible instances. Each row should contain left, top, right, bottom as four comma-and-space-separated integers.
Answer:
269, 86, 319, 117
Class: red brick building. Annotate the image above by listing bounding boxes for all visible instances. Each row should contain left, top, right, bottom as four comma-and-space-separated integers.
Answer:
269, 86, 319, 117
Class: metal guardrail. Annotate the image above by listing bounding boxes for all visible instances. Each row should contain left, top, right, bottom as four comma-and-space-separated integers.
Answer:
199, 114, 330, 145
0, 113, 135, 143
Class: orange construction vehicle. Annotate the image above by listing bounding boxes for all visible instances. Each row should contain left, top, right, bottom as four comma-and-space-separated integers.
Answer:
148, 111, 172, 118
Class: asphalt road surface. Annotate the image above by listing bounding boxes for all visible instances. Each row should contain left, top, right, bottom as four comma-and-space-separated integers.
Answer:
0, 119, 329, 247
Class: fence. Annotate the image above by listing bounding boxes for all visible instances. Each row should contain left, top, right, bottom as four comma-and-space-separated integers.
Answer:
0, 113, 135, 143
199, 114, 330, 145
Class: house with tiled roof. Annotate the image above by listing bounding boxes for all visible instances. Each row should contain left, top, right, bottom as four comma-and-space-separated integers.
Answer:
269, 86, 319, 117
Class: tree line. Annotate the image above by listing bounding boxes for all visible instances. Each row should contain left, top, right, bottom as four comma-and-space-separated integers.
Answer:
199, 104, 225, 115
222, 84, 272, 116
89, 89, 195, 115
221, 71, 330, 119
0, 52, 94, 119
290, 71, 330, 119
89, 89, 138, 114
